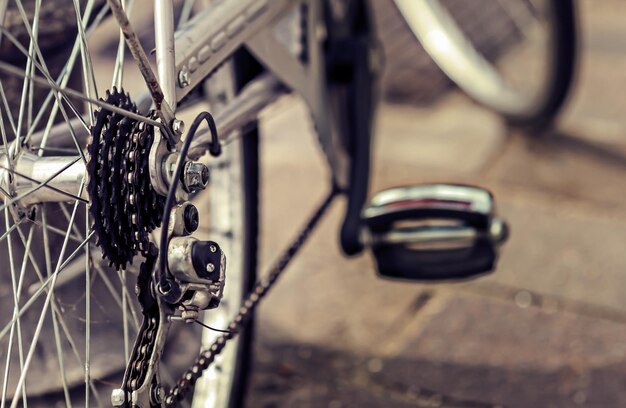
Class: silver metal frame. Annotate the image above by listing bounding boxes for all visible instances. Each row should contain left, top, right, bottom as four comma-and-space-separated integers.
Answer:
0, 0, 346, 208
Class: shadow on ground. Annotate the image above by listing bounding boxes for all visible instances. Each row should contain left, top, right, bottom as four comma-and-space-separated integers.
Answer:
248, 340, 626, 408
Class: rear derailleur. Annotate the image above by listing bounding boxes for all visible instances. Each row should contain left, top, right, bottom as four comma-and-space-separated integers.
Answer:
111, 232, 225, 408
86, 90, 225, 407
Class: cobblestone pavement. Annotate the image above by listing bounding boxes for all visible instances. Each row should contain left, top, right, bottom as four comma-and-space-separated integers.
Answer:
245, 1, 626, 407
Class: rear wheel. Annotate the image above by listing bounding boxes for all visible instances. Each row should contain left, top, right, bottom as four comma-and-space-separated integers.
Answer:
392, 0, 577, 129
0, 1, 257, 407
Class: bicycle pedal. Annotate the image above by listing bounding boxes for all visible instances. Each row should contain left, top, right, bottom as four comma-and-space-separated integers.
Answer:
362, 184, 508, 281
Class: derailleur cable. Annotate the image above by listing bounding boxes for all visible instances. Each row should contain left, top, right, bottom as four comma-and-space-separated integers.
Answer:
157, 112, 221, 300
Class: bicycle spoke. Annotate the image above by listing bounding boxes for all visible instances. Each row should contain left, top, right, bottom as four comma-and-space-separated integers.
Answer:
177, 0, 196, 28
27, 146, 81, 154
2, 205, 28, 405
0, 85, 16, 176
116, 267, 141, 329
0, 59, 161, 129
0, 0, 206, 404
0, 218, 23, 243
15, 0, 41, 152
111, 0, 135, 90
34, 206, 72, 408
30, 3, 99, 152
84, 203, 91, 407
0, 83, 17, 139
12, 0, 88, 121
0, 228, 93, 344
56, 203, 141, 333
7, 3, 91, 162
50, 305, 73, 408
7, 179, 85, 408
24, 218, 83, 245
24, 2, 108, 150
39, 209, 102, 406
72, 0, 99, 124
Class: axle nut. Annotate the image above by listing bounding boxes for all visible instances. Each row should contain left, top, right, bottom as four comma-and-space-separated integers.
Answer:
182, 161, 209, 192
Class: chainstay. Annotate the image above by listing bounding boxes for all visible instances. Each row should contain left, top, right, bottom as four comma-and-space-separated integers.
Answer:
164, 188, 339, 406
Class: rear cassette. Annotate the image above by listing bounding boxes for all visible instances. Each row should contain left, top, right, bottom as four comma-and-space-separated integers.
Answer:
87, 88, 165, 270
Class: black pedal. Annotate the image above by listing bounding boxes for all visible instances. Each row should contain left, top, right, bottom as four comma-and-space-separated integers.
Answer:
362, 184, 508, 281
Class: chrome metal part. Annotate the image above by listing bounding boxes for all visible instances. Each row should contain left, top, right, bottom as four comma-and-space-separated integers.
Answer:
182, 161, 209, 192
371, 219, 507, 249
149, 127, 172, 196
171, 119, 185, 136
167, 237, 225, 287
167, 201, 198, 236
180, 308, 199, 324
178, 68, 190, 88
26, 74, 287, 162
129, 297, 172, 408
164, 189, 338, 406
111, 388, 126, 407
173, 0, 291, 102
154, 0, 177, 110
0, 150, 87, 206
27, 117, 90, 151
188, 73, 285, 159
362, 184, 508, 281
106, 0, 175, 124
166, 237, 227, 320
363, 184, 494, 220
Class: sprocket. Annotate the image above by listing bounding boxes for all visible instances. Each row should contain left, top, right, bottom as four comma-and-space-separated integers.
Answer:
87, 88, 165, 270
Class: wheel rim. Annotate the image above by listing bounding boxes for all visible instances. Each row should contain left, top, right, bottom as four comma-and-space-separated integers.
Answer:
395, 0, 558, 116
188, 59, 252, 408
191, 136, 247, 408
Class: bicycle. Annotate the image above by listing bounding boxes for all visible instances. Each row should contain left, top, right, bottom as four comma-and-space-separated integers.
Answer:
0, 0, 575, 407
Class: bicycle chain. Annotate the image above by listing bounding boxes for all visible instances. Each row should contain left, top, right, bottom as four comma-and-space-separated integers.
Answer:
120, 243, 167, 407
163, 189, 337, 406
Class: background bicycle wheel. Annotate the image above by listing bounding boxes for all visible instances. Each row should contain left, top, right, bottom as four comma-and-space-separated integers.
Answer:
373, 0, 575, 129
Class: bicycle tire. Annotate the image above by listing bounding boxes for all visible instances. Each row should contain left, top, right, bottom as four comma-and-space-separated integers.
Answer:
392, 0, 577, 130
189, 50, 260, 408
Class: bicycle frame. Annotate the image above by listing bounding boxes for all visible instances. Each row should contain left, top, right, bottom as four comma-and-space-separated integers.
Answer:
171, 0, 346, 184
1, 0, 349, 206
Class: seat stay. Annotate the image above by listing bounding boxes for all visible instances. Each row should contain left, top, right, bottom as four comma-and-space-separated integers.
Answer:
173, 0, 294, 104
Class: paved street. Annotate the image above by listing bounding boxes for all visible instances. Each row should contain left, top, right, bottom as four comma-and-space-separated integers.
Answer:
245, 1, 626, 407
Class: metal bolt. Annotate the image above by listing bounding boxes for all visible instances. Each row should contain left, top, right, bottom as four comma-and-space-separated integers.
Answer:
206, 263, 215, 273
151, 385, 165, 405
181, 308, 199, 324
178, 68, 190, 87
111, 388, 126, 407
182, 161, 209, 192
172, 119, 185, 136
209, 245, 217, 253
183, 204, 199, 233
